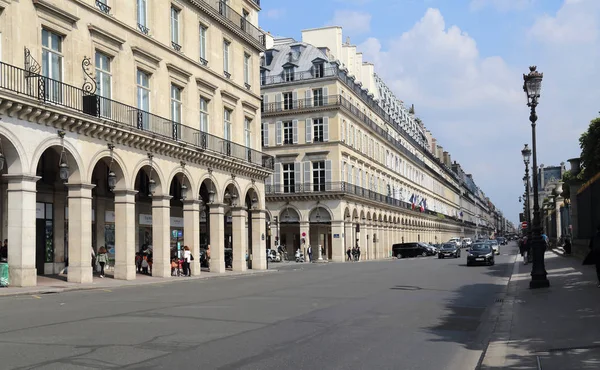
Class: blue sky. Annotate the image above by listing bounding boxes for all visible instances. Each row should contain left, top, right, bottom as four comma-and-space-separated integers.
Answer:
259, 0, 600, 226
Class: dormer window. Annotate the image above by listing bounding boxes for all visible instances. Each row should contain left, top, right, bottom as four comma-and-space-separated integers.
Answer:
283, 67, 294, 82
314, 63, 324, 78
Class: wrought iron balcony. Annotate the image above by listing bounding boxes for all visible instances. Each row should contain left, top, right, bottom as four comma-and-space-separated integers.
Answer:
200, 0, 265, 47
261, 95, 341, 114
224, 71, 231, 79
96, 0, 111, 14
199, 57, 208, 66
0, 60, 274, 170
171, 41, 182, 52
138, 23, 150, 35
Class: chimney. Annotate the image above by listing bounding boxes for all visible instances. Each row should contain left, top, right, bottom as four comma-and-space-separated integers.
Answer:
443, 151, 449, 165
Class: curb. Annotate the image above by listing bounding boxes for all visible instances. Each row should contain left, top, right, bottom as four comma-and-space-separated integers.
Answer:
0, 269, 279, 298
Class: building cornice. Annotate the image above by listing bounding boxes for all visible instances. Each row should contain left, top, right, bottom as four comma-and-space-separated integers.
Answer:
87, 24, 126, 46
33, 0, 80, 25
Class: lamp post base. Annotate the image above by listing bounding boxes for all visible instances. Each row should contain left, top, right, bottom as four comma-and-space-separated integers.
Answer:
529, 276, 550, 289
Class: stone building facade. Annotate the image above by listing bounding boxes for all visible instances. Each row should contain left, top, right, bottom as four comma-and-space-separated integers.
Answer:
0, 0, 272, 286
259, 27, 497, 262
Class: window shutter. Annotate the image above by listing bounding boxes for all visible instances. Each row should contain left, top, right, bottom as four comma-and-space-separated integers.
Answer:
305, 89, 312, 108
262, 122, 269, 147
292, 91, 298, 109
294, 162, 301, 192
323, 117, 329, 142
275, 93, 281, 111
263, 94, 269, 111
292, 119, 298, 144
305, 118, 312, 143
276, 121, 282, 145
274, 163, 281, 193
323, 87, 329, 105
341, 162, 346, 183
303, 162, 312, 191
325, 160, 332, 191
265, 174, 273, 194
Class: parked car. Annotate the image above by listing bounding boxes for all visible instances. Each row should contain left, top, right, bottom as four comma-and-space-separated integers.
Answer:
423, 243, 438, 255
438, 243, 461, 259
467, 243, 495, 266
392, 243, 433, 259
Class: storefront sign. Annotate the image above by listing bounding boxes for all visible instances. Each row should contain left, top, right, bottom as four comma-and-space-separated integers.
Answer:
139, 214, 153, 225
105, 211, 115, 223
333, 234, 340, 238
170, 217, 184, 228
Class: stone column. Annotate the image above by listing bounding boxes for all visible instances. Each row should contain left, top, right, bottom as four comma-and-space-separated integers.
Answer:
231, 206, 247, 272
67, 183, 95, 284
183, 199, 201, 276
555, 197, 563, 239
151, 195, 171, 278
383, 225, 389, 258
344, 221, 352, 258
331, 220, 345, 262
251, 209, 267, 270
113, 190, 137, 280
359, 221, 367, 260
95, 196, 106, 252
209, 203, 226, 273
6, 175, 39, 287
53, 190, 66, 271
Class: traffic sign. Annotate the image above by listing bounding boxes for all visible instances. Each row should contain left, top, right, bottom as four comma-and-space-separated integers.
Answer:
521, 221, 528, 229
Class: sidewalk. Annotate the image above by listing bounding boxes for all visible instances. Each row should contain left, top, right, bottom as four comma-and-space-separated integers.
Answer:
480, 249, 600, 369
0, 268, 277, 297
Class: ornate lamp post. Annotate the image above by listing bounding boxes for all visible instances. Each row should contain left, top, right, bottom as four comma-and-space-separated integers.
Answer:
523, 66, 550, 289
522, 145, 532, 243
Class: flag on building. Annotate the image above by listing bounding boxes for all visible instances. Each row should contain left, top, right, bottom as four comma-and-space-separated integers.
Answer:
409, 194, 416, 210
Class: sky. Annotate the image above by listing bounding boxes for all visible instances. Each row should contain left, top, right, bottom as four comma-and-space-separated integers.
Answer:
259, 0, 600, 226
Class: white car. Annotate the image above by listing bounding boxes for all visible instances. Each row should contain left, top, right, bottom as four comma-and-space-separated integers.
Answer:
488, 240, 500, 255
463, 238, 472, 247
448, 237, 462, 248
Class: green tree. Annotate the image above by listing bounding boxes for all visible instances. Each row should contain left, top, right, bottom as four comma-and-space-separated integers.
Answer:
561, 170, 571, 199
579, 116, 600, 181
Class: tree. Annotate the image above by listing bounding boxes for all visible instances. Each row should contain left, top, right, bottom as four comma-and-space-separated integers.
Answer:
579, 116, 600, 181
561, 170, 572, 199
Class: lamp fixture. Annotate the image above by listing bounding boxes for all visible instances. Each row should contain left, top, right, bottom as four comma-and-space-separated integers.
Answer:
58, 131, 69, 182
147, 153, 156, 196
180, 161, 188, 201
107, 144, 116, 192
521, 144, 532, 166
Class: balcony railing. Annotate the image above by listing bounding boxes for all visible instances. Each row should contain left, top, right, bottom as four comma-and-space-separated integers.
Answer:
266, 181, 453, 218
96, 0, 111, 14
262, 95, 340, 113
201, 0, 265, 47
260, 67, 338, 86
0, 61, 274, 170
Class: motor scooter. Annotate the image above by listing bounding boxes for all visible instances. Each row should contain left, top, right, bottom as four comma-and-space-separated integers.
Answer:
295, 250, 305, 263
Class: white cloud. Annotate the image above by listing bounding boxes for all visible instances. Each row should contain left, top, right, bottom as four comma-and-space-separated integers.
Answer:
265, 8, 286, 19
470, 0, 534, 12
326, 10, 372, 35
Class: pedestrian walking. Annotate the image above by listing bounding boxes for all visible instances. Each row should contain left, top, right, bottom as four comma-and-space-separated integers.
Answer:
96, 246, 108, 278
307, 245, 312, 262
0, 239, 7, 262
583, 225, 600, 287
346, 247, 352, 261
357, 246, 361, 261
183, 246, 191, 276
519, 236, 530, 265
564, 235, 572, 255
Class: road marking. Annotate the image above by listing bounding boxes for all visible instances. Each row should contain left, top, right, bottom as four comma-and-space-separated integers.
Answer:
101, 289, 112, 292
31, 295, 41, 299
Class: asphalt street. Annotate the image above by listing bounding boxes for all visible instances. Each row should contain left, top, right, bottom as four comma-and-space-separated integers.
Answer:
0, 243, 518, 370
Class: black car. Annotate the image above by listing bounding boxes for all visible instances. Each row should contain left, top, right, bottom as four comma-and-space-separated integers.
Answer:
438, 243, 460, 259
467, 243, 495, 266
392, 243, 434, 258
497, 237, 507, 245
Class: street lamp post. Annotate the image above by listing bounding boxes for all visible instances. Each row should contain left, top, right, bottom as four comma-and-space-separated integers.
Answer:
523, 66, 550, 289
522, 145, 533, 244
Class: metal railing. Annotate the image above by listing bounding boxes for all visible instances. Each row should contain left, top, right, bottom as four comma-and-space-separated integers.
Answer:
262, 95, 340, 113
260, 67, 338, 86
0, 61, 274, 170
200, 0, 265, 46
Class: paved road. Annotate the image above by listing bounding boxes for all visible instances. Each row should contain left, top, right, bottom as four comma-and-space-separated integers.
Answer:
0, 243, 518, 370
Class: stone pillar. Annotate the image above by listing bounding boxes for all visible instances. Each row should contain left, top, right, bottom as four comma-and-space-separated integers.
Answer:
251, 209, 267, 270
384, 225, 389, 258
359, 222, 367, 260
555, 197, 563, 239
95, 196, 106, 252
331, 220, 345, 262
114, 190, 137, 280
151, 195, 171, 278
209, 203, 226, 273
183, 199, 201, 276
344, 221, 352, 258
231, 206, 247, 272
6, 175, 39, 287
53, 190, 66, 270
67, 183, 95, 284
